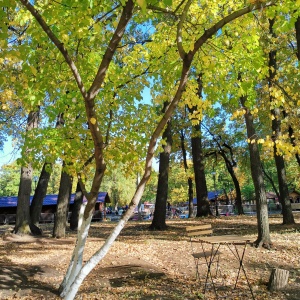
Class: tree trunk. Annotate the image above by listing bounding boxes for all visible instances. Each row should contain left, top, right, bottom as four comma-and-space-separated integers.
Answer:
219, 147, 244, 214
14, 166, 33, 234
240, 92, 271, 248
291, 18, 300, 165
30, 162, 52, 227
268, 18, 294, 225
188, 177, 194, 217
180, 129, 194, 218
191, 124, 211, 217
70, 183, 83, 231
53, 162, 73, 238
149, 104, 172, 230
14, 110, 39, 235
189, 75, 211, 217
268, 268, 289, 291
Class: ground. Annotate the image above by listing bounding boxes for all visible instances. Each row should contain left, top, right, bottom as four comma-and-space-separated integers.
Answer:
0, 214, 300, 300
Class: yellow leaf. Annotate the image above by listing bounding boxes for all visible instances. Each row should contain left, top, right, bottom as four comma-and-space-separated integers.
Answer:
90, 117, 97, 125
30, 66, 37, 76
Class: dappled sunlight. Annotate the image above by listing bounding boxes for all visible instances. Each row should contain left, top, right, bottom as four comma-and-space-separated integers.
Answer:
0, 214, 299, 299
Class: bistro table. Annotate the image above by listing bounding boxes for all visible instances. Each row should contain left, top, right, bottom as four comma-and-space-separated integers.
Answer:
198, 235, 255, 299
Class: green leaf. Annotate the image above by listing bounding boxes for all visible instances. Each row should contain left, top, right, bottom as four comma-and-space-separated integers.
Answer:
136, 0, 147, 13
163, 0, 172, 6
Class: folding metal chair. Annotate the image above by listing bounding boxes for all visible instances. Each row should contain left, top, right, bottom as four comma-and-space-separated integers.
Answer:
186, 224, 221, 283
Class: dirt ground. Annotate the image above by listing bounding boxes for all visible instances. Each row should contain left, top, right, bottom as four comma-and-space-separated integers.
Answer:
0, 214, 300, 300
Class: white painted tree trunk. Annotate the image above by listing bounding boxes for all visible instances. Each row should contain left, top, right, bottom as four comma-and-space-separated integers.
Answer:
59, 203, 92, 297
62, 191, 143, 300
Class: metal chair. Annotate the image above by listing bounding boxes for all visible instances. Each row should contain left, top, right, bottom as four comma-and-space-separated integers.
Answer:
186, 224, 221, 283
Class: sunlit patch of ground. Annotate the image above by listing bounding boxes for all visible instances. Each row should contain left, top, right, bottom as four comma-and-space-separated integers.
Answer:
0, 214, 299, 299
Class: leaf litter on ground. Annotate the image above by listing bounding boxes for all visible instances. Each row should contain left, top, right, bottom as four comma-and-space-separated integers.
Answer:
0, 214, 300, 299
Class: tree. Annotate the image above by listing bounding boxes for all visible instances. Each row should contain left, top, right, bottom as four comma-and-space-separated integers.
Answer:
30, 113, 65, 227
30, 162, 52, 227
188, 74, 211, 216
267, 18, 294, 225
240, 83, 271, 248
53, 161, 73, 238
205, 130, 244, 215
12, 0, 274, 298
14, 109, 40, 235
149, 102, 172, 230
179, 129, 194, 217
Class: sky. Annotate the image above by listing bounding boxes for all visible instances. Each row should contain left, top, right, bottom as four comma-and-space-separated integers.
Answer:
0, 137, 20, 167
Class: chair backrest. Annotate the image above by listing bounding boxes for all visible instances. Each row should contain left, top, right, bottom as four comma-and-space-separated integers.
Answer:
186, 224, 213, 237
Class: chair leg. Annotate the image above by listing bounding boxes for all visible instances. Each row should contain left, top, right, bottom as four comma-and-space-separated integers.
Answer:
195, 258, 200, 282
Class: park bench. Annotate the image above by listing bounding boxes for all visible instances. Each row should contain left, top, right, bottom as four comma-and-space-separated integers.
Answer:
186, 224, 220, 282
291, 203, 300, 211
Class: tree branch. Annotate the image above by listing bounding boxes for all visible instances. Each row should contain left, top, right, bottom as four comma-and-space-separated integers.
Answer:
87, 0, 135, 99
176, 0, 192, 60
192, 2, 274, 55
19, 0, 87, 98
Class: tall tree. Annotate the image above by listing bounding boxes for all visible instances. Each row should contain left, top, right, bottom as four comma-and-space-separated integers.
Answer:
206, 129, 244, 215
189, 74, 211, 216
149, 102, 172, 230
240, 80, 271, 248
268, 18, 294, 225
30, 113, 65, 227
30, 162, 52, 227
180, 128, 194, 218
14, 109, 40, 235
53, 161, 73, 238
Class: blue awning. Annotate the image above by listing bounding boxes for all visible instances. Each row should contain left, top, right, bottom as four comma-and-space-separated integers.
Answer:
192, 190, 222, 204
0, 192, 110, 208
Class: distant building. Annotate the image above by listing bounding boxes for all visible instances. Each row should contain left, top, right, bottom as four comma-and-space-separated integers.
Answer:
0, 192, 110, 224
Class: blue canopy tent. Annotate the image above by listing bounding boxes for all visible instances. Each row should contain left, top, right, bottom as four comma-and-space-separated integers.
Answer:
192, 190, 222, 205
0, 192, 110, 214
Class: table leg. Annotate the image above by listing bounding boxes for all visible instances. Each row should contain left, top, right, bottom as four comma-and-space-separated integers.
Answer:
201, 242, 221, 297
227, 242, 255, 300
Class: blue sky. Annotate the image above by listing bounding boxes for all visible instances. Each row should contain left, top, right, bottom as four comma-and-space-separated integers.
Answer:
0, 137, 19, 167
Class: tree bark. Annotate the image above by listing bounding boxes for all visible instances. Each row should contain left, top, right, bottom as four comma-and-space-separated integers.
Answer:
14, 110, 39, 235
291, 17, 300, 165
31, 113, 64, 227
30, 162, 52, 227
190, 123, 211, 217
268, 18, 294, 225
149, 103, 172, 230
295, 16, 300, 61
53, 162, 73, 238
70, 182, 83, 231
189, 74, 211, 217
218, 144, 244, 214
240, 92, 271, 248
180, 129, 194, 218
